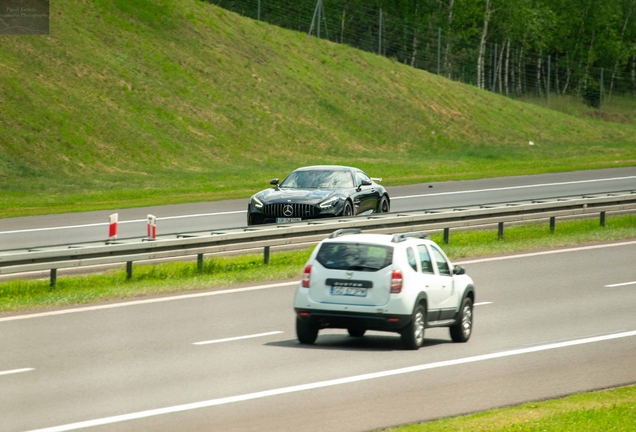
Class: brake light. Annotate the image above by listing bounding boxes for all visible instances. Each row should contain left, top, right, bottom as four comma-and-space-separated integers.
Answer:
391, 270, 402, 294
302, 265, 312, 288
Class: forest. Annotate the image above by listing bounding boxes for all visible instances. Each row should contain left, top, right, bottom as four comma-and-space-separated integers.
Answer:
210, 0, 636, 115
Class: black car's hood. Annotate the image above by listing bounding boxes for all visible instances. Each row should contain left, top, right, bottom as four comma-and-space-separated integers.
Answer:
256, 188, 340, 204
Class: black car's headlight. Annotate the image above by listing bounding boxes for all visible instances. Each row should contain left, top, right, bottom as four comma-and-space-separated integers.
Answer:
319, 196, 340, 209
251, 196, 264, 209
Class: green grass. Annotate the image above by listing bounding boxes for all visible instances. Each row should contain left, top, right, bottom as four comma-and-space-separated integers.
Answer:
382, 384, 636, 432
1, 214, 634, 313
1, 0, 636, 218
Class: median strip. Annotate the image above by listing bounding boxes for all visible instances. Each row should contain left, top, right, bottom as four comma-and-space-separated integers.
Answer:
0, 282, 298, 323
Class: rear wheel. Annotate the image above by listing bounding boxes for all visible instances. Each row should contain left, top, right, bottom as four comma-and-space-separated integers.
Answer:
347, 328, 366, 337
401, 304, 426, 350
449, 298, 473, 343
379, 195, 390, 213
296, 317, 318, 344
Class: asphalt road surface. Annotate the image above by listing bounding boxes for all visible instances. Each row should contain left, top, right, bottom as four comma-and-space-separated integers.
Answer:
2, 241, 635, 432
1, 167, 635, 251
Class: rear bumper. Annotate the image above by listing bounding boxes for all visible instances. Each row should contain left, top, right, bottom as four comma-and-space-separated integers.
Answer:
295, 308, 411, 332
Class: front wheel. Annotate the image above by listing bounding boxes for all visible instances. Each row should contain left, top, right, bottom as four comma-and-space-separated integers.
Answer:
342, 200, 354, 217
401, 304, 426, 350
449, 298, 473, 343
296, 317, 318, 344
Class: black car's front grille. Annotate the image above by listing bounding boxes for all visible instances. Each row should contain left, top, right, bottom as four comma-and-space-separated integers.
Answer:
263, 203, 318, 218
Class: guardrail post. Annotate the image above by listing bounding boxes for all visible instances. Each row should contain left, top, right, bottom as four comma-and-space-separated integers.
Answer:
50, 269, 57, 288
264, 246, 270, 264
126, 261, 133, 279
550, 217, 556, 232
498, 222, 504, 239
443, 228, 450, 244
197, 254, 204, 271
600, 211, 606, 226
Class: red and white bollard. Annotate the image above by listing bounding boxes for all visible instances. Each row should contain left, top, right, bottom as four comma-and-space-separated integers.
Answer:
147, 214, 157, 240
108, 213, 118, 241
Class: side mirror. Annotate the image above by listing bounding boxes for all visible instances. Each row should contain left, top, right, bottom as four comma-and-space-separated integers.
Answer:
361, 179, 372, 186
270, 178, 279, 185
452, 265, 465, 275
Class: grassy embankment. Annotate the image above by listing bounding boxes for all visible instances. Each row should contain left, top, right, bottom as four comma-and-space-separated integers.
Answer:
1, 0, 636, 218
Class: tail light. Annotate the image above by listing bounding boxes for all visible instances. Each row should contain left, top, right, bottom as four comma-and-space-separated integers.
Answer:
390, 270, 402, 294
301, 265, 312, 288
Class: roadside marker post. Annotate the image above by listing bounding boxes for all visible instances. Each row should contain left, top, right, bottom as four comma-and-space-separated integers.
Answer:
108, 213, 118, 242
147, 214, 157, 240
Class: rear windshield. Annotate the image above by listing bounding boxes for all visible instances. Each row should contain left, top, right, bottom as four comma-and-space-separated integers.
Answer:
316, 242, 393, 271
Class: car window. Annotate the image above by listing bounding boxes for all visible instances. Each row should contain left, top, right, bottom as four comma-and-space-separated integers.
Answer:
355, 171, 371, 187
281, 170, 354, 189
406, 247, 418, 271
316, 242, 393, 271
417, 245, 434, 274
430, 245, 451, 276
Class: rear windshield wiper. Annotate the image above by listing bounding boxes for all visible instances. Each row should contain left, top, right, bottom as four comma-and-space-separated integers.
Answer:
347, 265, 381, 271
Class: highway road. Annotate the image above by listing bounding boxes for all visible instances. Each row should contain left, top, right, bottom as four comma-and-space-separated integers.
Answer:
1, 167, 635, 251
2, 240, 635, 432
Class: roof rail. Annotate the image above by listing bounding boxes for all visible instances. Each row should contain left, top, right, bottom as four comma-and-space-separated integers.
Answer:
329, 228, 362, 239
391, 232, 429, 243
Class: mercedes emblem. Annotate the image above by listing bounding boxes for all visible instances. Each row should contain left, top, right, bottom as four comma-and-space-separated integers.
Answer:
283, 204, 294, 217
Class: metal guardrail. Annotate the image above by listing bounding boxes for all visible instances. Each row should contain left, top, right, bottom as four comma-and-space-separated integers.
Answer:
1, 191, 635, 286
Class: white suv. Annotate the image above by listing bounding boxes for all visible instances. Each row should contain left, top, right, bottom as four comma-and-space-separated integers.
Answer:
293, 229, 475, 350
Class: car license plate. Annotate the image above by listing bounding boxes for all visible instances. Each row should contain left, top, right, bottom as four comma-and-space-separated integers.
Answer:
276, 217, 302, 223
330, 286, 367, 297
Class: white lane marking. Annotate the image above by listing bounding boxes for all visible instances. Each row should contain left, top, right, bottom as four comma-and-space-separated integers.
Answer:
3, 240, 636, 323
457, 240, 636, 265
193, 331, 283, 345
0, 368, 33, 376
391, 175, 636, 200
0, 282, 298, 323
605, 281, 636, 288
474, 302, 493, 306
27, 329, 636, 432
0, 211, 246, 235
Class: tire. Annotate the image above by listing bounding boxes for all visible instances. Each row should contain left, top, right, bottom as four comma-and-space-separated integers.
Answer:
401, 304, 426, 350
342, 201, 354, 217
378, 195, 390, 213
296, 317, 318, 345
347, 328, 366, 337
449, 297, 473, 343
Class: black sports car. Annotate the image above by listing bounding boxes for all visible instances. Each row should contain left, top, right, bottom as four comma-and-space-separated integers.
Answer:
247, 165, 390, 225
